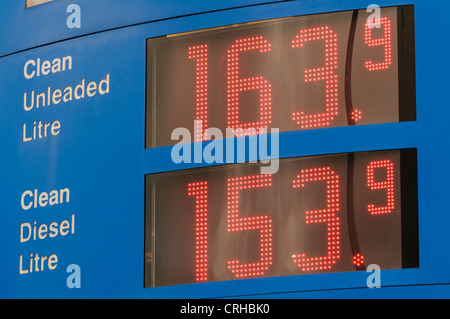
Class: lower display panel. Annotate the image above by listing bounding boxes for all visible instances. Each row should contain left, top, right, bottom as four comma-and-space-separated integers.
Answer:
144, 149, 418, 288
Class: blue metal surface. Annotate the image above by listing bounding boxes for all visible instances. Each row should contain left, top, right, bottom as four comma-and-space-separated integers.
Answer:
0, 0, 449, 298
0, 0, 290, 57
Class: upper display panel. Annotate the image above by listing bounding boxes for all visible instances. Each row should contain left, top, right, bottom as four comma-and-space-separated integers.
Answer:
146, 6, 415, 148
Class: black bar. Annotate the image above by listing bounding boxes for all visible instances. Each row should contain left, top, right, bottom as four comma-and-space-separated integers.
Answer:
400, 148, 419, 268
398, 5, 416, 122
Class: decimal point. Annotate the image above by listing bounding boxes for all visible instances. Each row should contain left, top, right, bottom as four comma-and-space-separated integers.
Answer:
351, 109, 362, 122
352, 253, 365, 267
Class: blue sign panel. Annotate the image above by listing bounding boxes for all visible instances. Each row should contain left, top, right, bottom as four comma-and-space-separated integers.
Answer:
0, 0, 450, 300
0, 27, 146, 298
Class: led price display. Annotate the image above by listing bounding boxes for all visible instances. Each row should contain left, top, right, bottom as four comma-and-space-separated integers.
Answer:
146, 6, 415, 148
144, 149, 418, 287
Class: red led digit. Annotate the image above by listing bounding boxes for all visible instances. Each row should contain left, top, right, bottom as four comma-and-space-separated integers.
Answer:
367, 159, 395, 215
227, 175, 273, 278
226, 36, 272, 136
188, 44, 209, 142
291, 26, 339, 129
365, 17, 392, 71
188, 181, 209, 282
292, 167, 341, 271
